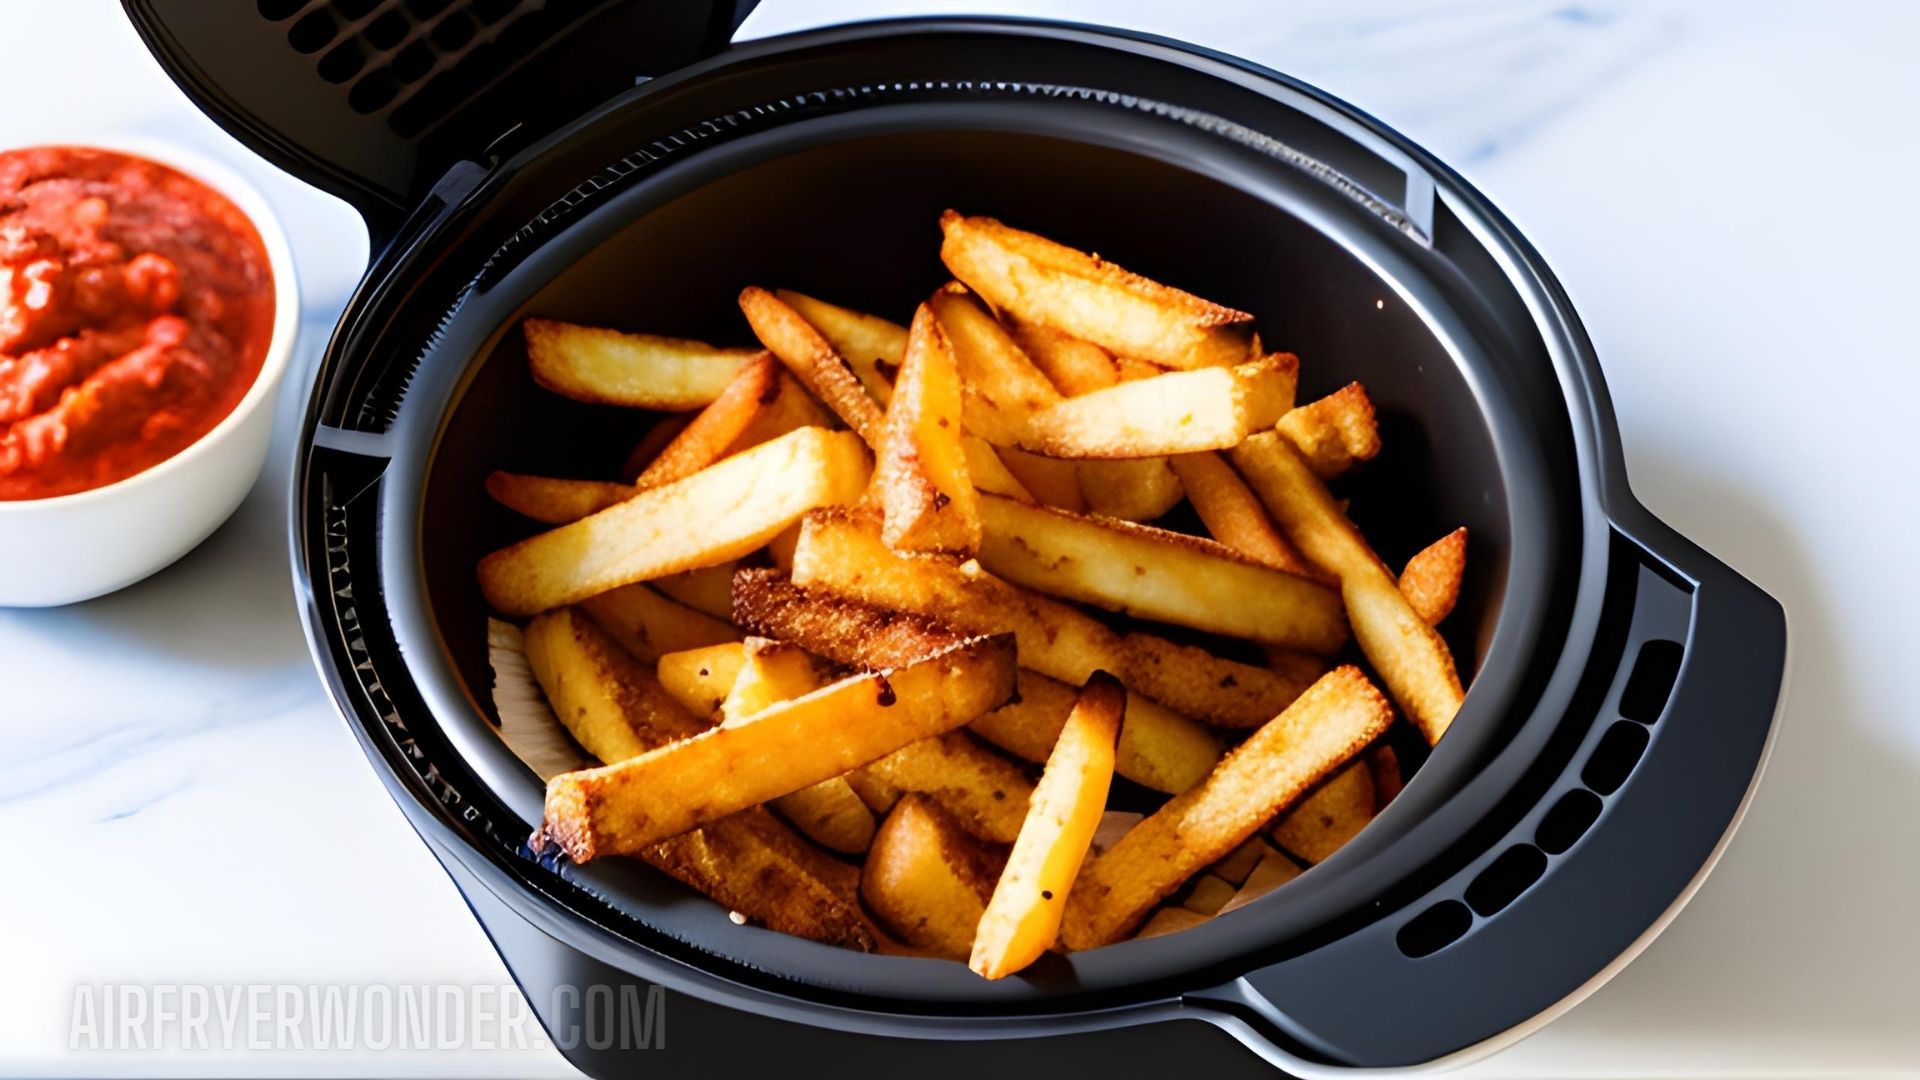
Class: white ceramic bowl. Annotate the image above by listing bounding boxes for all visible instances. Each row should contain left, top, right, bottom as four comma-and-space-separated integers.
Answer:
0, 139, 299, 606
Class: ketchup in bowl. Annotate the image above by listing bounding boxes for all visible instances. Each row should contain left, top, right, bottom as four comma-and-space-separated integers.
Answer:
0, 146, 275, 500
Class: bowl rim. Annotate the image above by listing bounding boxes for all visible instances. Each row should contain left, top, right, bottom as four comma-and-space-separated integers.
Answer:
0, 135, 300, 513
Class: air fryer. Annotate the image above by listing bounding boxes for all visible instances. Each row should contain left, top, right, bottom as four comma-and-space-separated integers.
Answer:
122, 3, 1787, 1076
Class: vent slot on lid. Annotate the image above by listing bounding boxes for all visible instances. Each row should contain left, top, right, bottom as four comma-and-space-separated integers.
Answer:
1619, 638, 1683, 723
1535, 788, 1602, 855
1463, 844, 1547, 917
1582, 720, 1649, 796
1397, 900, 1472, 959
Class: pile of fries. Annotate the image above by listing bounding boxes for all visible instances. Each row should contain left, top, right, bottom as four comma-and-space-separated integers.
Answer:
480, 211, 1469, 978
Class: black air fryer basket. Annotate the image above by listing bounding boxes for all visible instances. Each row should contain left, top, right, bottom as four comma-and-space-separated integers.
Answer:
125, 2, 1785, 1075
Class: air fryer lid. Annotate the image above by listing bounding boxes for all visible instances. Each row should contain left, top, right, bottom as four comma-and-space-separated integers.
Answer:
124, 9, 1785, 1071
122, 0, 761, 231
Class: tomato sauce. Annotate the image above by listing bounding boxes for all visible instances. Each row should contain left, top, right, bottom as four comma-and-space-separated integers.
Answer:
0, 147, 275, 500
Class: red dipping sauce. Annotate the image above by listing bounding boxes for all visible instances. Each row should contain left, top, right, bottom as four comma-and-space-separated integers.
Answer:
0, 147, 275, 500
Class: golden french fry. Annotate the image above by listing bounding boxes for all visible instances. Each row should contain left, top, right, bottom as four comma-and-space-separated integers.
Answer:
619, 414, 691, 482
1132, 906, 1211, 940
1091, 810, 1144, 856
790, 507, 1309, 727
636, 356, 834, 491
723, 638, 876, 855
1369, 743, 1405, 810
577, 583, 736, 664
1062, 666, 1394, 948
1179, 874, 1237, 917
649, 805, 878, 950
523, 319, 757, 409
929, 286, 1065, 416
1008, 319, 1120, 396
486, 472, 636, 525
1211, 836, 1277, 886
479, 426, 870, 617
1270, 758, 1376, 865
655, 642, 747, 719
740, 287, 887, 447
861, 795, 1001, 959
775, 289, 907, 405
1168, 451, 1318, 578
651, 561, 737, 621
527, 609, 872, 948
1401, 527, 1468, 626
1217, 851, 1304, 915
854, 731, 1034, 845
962, 437, 1036, 501
1077, 458, 1185, 522
541, 634, 1017, 860
1231, 432, 1465, 742
729, 569, 1222, 793
874, 303, 981, 555
967, 355, 1297, 459
975, 493, 1348, 653
971, 672, 1123, 979
994, 447, 1085, 512
1280, 382, 1381, 480
523, 607, 708, 762
846, 771, 903, 814
939, 212, 1253, 370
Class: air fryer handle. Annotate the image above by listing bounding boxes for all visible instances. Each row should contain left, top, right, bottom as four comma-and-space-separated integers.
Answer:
1196, 517, 1785, 1069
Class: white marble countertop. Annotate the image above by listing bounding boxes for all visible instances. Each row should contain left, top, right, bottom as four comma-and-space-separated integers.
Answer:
3, 0, 1916, 1075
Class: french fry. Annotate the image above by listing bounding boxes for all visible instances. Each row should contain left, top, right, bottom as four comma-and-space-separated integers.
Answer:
541, 634, 1017, 860
655, 642, 747, 720
479, 426, 870, 617
853, 731, 1034, 845
1133, 906, 1211, 940
1179, 874, 1238, 917
526, 609, 872, 948
486, 472, 636, 525
649, 805, 878, 950
739, 287, 887, 447
928, 286, 1064, 416
1076, 458, 1185, 522
651, 561, 737, 621
1217, 851, 1303, 915
1008, 323, 1187, 520
994, 447, 1084, 512
1401, 527, 1468, 626
619, 413, 691, 482
724, 639, 877, 855
1369, 743, 1405, 810
874, 304, 980, 555
1061, 666, 1394, 948
1211, 836, 1277, 886
577, 583, 736, 663
1270, 758, 1376, 865
861, 795, 1001, 959
971, 672, 1123, 979
967, 355, 1297, 459
790, 507, 1311, 727
1168, 451, 1317, 578
846, 772, 903, 814
975, 493, 1348, 653
524, 319, 758, 410
962, 437, 1036, 501
523, 607, 707, 762
775, 289, 907, 405
1091, 811, 1144, 856
975, 671, 1220, 795
729, 570, 1222, 794
1280, 382, 1381, 480
1231, 432, 1465, 742
1008, 319, 1119, 396
635, 355, 834, 491
938, 212, 1253, 370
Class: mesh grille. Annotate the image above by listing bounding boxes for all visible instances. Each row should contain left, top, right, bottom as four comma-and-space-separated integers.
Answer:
255, 0, 618, 137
